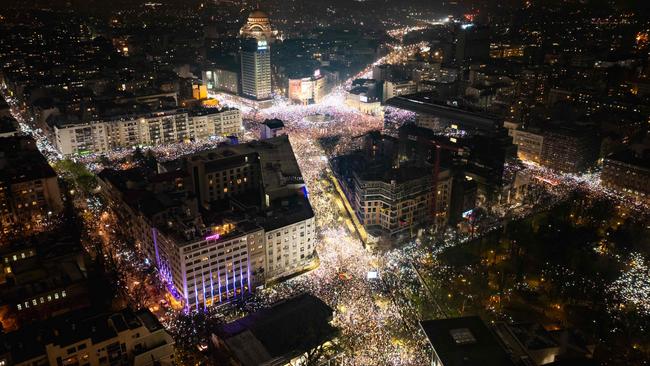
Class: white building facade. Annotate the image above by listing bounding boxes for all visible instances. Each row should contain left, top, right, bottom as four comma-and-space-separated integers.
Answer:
51, 108, 242, 155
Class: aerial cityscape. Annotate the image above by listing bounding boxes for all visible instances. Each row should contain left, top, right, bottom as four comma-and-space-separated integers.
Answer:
0, 0, 648, 365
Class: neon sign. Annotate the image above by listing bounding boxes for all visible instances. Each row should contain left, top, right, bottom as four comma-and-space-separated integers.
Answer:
205, 233, 220, 241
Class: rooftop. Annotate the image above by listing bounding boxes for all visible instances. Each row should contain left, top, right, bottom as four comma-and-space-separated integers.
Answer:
385, 93, 503, 134
0, 307, 164, 364
216, 293, 337, 366
420, 316, 516, 366
248, 9, 269, 19
0, 136, 57, 184
99, 136, 312, 245
0, 116, 18, 135
263, 118, 285, 129
606, 148, 650, 170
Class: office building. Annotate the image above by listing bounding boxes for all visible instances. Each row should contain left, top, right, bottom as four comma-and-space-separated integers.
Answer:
510, 129, 544, 164
372, 64, 392, 82
346, 79, 382, 116
0, 136, 63, 235
455, 25, 490, 63
385, 93, 503, 135
241, 39, 272, 101
97, 136, 316, 308
449, 175, 478, 225
345, 89, 382, 116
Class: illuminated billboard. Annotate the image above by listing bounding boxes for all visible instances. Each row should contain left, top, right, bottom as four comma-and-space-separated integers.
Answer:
257, 40, 268, 50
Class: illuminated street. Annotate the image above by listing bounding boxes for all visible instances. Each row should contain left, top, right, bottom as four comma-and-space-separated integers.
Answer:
1, 3, 649, 365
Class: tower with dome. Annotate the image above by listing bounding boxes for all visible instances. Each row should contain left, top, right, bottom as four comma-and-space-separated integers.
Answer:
240, 9, 276, 42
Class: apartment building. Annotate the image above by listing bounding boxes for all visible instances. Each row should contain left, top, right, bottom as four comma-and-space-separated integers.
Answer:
0, 308, 174, 366
333, 132, 452, 242
49, 107, 243, 155
601, 148, 650, 200
0, 136, 63, 235
0, 238, 91, 332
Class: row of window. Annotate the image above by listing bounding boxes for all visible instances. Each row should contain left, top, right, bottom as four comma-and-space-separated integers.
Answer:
16, 290, 66, 310
3, 249, 35, 263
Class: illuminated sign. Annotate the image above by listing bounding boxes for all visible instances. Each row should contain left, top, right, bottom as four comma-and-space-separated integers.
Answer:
313, 69, 321, 78
367, 271, 379, 280
360, 95, 368, 103
462, 209, 473, 218
257, 40, 268, 50
205, 233, 220, 241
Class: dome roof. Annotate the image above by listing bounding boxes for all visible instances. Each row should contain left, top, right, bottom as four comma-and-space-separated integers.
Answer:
248, 9, 269, 18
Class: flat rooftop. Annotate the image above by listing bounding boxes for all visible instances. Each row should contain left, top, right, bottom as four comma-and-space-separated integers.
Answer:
263, 118, 285, 129
606, 148, 650, 170
334, 153, 431, 185
0, 116, 18, 134
169, 135, 304, 197
0, 307, 163, 364
100, 136, 312, 245
385, 93, 503, 133
217, 293, 337, 366
0, 136, 57, 184
420, 316, 516, 366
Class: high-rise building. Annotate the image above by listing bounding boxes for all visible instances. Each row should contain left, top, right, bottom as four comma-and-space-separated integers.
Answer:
454, 25, 490, 63
241, 39, 272, 101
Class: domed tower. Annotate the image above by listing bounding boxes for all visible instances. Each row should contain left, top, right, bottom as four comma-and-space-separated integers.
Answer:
240, 9, 275, 42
